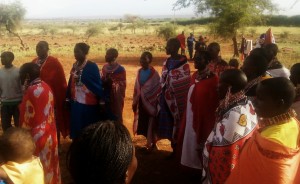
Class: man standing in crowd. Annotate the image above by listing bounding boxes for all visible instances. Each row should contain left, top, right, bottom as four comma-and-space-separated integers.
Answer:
177, 31, 186, 55
187, 33, 195, 60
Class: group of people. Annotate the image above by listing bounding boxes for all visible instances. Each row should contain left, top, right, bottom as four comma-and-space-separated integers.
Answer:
133, 37, 300, 183
0, 33, 299, 184
0, 41, 128, 184
176, 31, 208, 60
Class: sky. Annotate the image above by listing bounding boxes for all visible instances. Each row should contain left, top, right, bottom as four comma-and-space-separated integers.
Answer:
1, 0, 300, 19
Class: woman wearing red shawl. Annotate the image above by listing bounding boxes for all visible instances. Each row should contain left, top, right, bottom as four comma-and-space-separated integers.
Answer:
32, 41, 69, 140
132, 52, 161, 149
226, 78, 300, 184
202, 69, 258, 184
157, 38, 191, 155
178, 51, 218, 171
19, 63, 61, 184
101, 48, 126, 124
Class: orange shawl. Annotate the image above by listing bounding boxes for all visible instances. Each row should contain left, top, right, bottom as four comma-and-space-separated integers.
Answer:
226, 131, 300, 184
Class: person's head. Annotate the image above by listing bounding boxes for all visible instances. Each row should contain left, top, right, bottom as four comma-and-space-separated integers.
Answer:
241, 54, 268, 81
207, 42, 220, 60
264, 43, 278, 63
290, 63, 300, 86
259, 33, 266, 45
228, 58, 239, 69
36, 41, 49, 59
140, 51, 153, 70
194, 51, 210, 71
74, 42, 90, 62
105, 48, 119, 63
19, 63, 40, 85
165, 38, 180, 56
189, 33, 193, 37
0, 51, 14, 68
218, 69, 247, 100
254, 77, 295, 118
199, 35, 204, 42
68, 121, 137, 184
181, 31, 184, 35
0, 128, 35, 163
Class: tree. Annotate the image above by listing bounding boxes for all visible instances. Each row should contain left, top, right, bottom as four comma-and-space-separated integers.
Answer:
124, 14, 140, 34
158, 24, 177, 40
85, 26, 101, 42
174, 0, 276, 56
0, 1, 26, 48
117, 22, 124, 32
49, 28, 58, 39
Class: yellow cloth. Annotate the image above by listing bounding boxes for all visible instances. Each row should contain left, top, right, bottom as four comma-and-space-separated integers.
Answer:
0, 156, 45, 184
261, 118, 299, 149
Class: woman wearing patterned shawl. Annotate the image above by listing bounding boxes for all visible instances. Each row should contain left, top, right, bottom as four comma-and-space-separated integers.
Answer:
101, 48, 126, 124
157, 38, 191, 155
226, 78, 300, 184
132, 52, 161, 150
19, 63, 61, 184
178, 51, 219, 171
202, 69, 258, 184
66, 43, 104, 139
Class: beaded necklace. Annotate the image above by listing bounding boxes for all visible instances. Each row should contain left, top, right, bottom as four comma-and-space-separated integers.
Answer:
72, 60, 88, 86
258, 108, 297, 129
195, 67, 213, 81
216, 91, 247, 122
244, 75, 262, 93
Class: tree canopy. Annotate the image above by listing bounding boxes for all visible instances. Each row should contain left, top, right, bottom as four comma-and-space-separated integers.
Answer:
0, 1, 26, 32
174, 0, 276, 38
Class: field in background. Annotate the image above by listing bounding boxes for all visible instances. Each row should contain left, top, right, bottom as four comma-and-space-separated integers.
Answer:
0, 20, 299, 183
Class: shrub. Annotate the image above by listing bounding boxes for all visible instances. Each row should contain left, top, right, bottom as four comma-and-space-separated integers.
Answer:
158, 24, 176, 40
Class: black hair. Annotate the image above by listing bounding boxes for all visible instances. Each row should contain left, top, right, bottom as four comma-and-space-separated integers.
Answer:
229, 58, 239, 68
0, 127, 35, 163
37, 41, 49, 50
67, 121, 133, 184
249, 48, 268, 60
244, 54, 268, 76
291, 63, 300, 78
264, 43, 278, 61
207, 42, 220, 52
141, 51, 153, 63
1, 51, 15, 61
75, 42, 90, 55
168, 38, 181, 51
194, 51, 210, 65
19, 62, 40, 81
107, 48, 119, 57
220, 69, 247, 93
258, 77, 295, 110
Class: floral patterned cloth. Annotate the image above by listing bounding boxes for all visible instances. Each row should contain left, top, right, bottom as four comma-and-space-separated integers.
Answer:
19, 79, 61, 184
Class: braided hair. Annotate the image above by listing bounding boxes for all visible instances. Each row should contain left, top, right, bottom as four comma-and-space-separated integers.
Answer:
67, 121, 133, 184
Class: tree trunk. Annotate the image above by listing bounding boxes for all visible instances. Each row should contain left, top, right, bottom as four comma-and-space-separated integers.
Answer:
232, 35, 239, 57
6, 25, 26, 49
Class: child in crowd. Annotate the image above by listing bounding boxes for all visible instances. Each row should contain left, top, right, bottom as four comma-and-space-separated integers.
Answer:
0, 127, 44, 184
0, 52, 23, 131
132, 52, 161, 150
101, 48, 126, 123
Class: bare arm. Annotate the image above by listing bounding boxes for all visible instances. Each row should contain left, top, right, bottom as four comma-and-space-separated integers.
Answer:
0, 167, 8, 181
